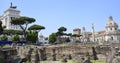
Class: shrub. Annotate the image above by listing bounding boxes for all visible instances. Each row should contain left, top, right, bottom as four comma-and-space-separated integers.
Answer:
12, 34, 20, 42
0, 35, 8, 41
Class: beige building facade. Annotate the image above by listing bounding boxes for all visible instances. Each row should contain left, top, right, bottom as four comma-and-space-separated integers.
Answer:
0, 3, 21, 30
73, 16, 120, 43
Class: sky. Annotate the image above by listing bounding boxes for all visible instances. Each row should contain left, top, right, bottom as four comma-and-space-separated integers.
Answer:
0, 0, 120, 37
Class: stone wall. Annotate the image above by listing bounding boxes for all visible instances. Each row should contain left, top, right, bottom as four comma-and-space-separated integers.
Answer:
45, 45, 93, 57
14, 44, 113, 62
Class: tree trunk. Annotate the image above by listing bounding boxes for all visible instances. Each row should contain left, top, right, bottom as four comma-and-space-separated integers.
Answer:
23, 30, 27, 42
19, 25, 27, 42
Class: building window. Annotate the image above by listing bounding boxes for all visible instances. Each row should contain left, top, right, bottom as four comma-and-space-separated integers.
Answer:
115, 28, 117, 30
111, 37, 113, 40
97, 39, 99, 41
110, 28, 112, 30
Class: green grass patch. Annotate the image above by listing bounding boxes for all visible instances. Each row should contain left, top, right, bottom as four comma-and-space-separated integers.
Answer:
91, 60, 105, 63
61, 44, 67, 47
40, 60, 77, 63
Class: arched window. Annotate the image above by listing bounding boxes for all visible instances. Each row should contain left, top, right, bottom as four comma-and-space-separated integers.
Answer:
111, 37, 113, 40
110, 28, 112, 30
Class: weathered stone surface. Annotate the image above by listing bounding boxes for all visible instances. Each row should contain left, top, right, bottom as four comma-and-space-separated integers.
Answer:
61, 54, 67, 62
14, 44, 115, 63
52, 48, 56, 61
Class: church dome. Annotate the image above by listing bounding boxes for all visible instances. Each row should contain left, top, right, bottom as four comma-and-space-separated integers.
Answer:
106, 16, 118, 28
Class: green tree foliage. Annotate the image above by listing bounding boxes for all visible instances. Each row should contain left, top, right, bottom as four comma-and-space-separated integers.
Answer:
56, 26, 67, 42
12, 34, 20, 42
11, 16, 35, 25
0, 35, 8, 41
26, 30, 38, 44
65, 38, 70, 42
28, 24, 45, 32
0, 21, 3, 35
3, 30, 23, 35
48, 33, 57, 44
56, 31, 63, 37
58, 26, 67, 33
11, 16, 35, 41
55, 26, 67, 37
28, 24, 45, 43
67, 33, 72, 36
